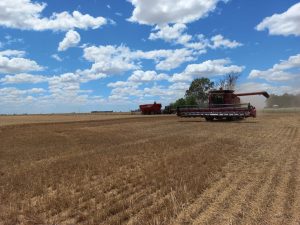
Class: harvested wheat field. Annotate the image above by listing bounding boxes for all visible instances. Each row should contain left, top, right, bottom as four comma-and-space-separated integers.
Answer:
0, 113, 299, 225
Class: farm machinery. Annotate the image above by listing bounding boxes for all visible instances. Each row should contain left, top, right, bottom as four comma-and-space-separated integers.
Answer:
177, 89, 270, 121
139, 102, 162, 115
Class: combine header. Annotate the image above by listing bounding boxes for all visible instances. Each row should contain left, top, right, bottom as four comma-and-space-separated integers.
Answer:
177, 89, 269, 121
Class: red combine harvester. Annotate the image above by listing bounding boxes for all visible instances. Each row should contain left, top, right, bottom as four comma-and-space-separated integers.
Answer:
177, 89, 269, 121
139, 102, 162, 115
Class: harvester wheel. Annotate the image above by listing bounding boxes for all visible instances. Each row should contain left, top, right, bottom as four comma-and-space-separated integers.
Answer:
226, 117, 233, 121
205, 117, 213, 121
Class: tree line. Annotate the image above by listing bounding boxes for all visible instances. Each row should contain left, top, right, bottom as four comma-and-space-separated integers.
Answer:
266, 93, 300, 108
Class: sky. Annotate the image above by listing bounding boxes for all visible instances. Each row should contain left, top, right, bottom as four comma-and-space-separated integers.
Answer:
0, 0, 299, 114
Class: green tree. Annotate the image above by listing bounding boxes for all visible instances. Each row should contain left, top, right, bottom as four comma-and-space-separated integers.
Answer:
185, 95, 197, 105
173, 98, 186, 107
185, 78, 214, 104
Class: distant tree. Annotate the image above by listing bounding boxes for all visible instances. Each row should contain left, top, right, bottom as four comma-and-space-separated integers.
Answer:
185, 96, 197, 105
185, 78, 214, 104
217, 73, 241, 90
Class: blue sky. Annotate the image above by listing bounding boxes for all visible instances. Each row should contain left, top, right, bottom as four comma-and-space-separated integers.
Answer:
0, 0, 299, 113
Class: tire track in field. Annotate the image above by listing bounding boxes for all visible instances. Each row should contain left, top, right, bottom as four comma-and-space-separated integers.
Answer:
35, 123, 208, 223
172, 126, 282, 224
191, 141, 286, 225
205, 126, 295, 225
258, 127, 299, 225
171, 123, 291, 225
94, 140, 219, 224
288, 141, 300, 225
227, 126, 299, 225
103, 190, 173, 225
172, 150, 259, 225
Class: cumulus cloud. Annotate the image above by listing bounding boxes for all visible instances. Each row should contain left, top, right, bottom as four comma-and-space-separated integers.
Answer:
149, 24, 242, 51
83, 45, 195, 73
128, 0, 226, 25
106, 59, 244, 103
83, 45, 138, 75
171, 59, 244, 82
51, 54, 63, 62
0, 71, 107, 113
0, 87, 45, 99
134, 48, 195, 70
256, 2, 300, 36
0, 0, 107, 31
249, 54, 300, 81
209, 35, 242, 49
0, 86, 105, 114
0, 50, 43, 74
58, 30, 81, 51
107, 70, 185, 102
0, 50, 25, 57
0, 73, 47, 84
128, 70, 169, 82
149, 24, 192, 44
107, 81, 140, 88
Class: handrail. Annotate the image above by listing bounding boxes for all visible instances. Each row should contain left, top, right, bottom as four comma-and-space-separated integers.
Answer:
178, 103, 250, 109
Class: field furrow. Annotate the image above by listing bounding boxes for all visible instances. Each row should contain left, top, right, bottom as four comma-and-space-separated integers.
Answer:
0, 113, 299, 225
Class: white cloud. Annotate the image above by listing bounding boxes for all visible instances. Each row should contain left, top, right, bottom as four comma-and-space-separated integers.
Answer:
135, 48, 195, 70
58, 30, 81, 51
51, 54, 63, 62
106, 59, 244, 103
0, 50, 25, 57
128, 0, 227, 25
149, 24, 192, 44
249, 54, 300, 81
237, 82, 291, 94
149, 24, 242, 51
256, 2, 300, 36
76, 69, 107, 83
0, 73, 47, 84
171, 59, 244, 82
107, 81, 140, 88
83, 45, 138, 75
210, 35, 242, 49
156, 49, 196, 70
83, 45, 195, 74
47, 70, 107, 98
110, 85, 143, 99
48, 73, 80, 98
0, 50, 43, 74
2, 35, 24, 46
107, 71, 175, 102
0, 87, 45, 97
128, 70, 169, 82
0, 71, 108, 113
0, 0, 107, 31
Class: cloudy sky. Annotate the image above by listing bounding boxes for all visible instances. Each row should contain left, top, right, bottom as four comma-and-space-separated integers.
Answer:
0, 0, 299, 113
